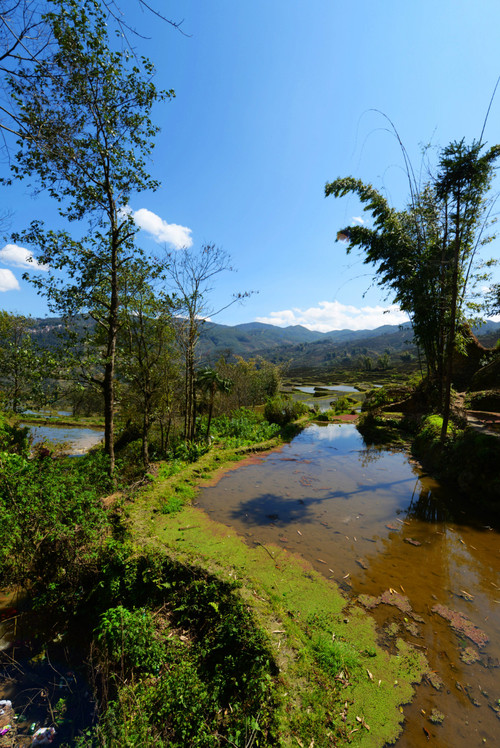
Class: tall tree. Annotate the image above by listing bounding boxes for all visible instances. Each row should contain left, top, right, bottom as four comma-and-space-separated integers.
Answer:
326, 139, 499, 435
8, 0, 172, 471
434, 140, 500, 438
0, 311, 41, 411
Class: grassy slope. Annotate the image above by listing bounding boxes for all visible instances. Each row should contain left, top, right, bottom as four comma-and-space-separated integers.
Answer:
126, 439, 426, 747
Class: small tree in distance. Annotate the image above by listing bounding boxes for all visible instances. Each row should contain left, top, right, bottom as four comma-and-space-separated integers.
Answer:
197, 367, 233, 440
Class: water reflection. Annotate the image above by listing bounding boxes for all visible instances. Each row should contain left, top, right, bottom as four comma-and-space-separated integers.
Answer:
295, 385, 360, 394
197, 423, 500, 748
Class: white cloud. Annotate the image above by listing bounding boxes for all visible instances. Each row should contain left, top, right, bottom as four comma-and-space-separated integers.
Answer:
0, 243, 48, 271
125, 207, 193, 249
255, 300, 409, 332
0, 269, 20, 292
352, 216, 364, 224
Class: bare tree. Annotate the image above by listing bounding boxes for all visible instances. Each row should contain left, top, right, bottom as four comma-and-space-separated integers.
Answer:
164, 244, 251, 442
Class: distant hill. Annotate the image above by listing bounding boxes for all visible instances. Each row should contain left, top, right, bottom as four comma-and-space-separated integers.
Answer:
197, 321, 324, 358
27, 314, 500, 374
196, 318, 500, 376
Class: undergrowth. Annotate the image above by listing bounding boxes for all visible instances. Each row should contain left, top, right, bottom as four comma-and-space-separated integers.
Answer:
81, 552, 280, 747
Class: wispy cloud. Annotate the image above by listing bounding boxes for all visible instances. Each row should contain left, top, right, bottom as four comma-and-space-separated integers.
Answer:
0, 269, 20, 292
0, 243, 48, 271
124, 207, 193, 249
255, 300, 409, 332
352, 216, 364, 224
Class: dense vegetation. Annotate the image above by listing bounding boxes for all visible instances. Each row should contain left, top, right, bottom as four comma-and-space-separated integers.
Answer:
327, 137, 500, 439
0, 410, 287, 745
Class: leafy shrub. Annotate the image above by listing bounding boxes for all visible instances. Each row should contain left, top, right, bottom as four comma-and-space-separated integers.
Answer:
173, 440, 209, 462
96, 605, 166, 676
0, 414, 30, 455
209, 407, 280, 447
84, 553, 279, 747
0, 452, 109, 594
264, 396, 308, 426
144, 659, 216, 746
361, 386, 393, 411
332, 395, 357, 415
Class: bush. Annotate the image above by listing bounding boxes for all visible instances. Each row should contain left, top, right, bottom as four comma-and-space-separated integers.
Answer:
96, 606, 166, 676
209, 407, 280, 447
173, 440, 209, 462
0, 451, 109, 595
331, 395, 357, 415
84, 553, 279, 747
264, 396, 308, 426
0, 414, 30, 455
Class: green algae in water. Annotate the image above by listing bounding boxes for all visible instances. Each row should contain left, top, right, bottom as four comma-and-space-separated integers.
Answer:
460, 646, 481, 665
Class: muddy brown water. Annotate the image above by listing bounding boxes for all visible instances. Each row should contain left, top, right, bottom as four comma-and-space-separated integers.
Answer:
197, 423, 500, 747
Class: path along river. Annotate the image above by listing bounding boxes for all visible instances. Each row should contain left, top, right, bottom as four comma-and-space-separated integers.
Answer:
197, 423, 500, 748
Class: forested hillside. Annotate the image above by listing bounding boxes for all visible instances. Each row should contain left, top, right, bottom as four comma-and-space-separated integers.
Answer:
28, 314, 500, 374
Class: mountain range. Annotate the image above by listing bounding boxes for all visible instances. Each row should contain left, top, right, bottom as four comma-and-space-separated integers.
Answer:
195, 319, 500, 377
29, 316, 500, 375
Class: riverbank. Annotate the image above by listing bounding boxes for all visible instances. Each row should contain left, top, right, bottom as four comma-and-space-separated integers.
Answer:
126, 434, 427, 747
4, 403, 496, 746
18, 415, 104, 429
357, 405, 500, 520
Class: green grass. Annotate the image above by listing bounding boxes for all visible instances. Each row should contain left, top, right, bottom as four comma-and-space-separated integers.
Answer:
127, 449, 427, 747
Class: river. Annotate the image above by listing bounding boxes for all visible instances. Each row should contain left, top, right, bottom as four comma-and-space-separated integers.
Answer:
197, 422, 500, 747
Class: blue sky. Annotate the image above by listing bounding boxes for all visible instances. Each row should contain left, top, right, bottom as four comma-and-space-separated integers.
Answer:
1, 0, 500, 330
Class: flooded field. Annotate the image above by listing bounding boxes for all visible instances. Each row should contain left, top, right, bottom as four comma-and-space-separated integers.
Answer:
197, 423, 500, 747
284, 382, 365, 412
20, 423, 104, 455
294, 384, 360, 394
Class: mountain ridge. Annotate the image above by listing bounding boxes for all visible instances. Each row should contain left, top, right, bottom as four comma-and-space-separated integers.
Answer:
27, 315, 500, 373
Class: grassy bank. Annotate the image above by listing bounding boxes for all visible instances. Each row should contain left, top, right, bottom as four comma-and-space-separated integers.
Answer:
1, 408, 427, 746
124, 436, 426, 747
411, 415, 500, 514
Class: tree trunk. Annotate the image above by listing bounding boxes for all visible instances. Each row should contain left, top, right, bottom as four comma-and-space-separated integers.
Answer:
142, 408, 150, 468
104, 244, 119, 475
440, 194, 461, 442
103, 353, 115, 474
206, 386, 215, 440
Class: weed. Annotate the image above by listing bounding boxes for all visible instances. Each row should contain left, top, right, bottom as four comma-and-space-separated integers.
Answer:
312, 634, 361, 676
160, 495, 184, 515
209, 407, 280, 446
96, 605, 166, 676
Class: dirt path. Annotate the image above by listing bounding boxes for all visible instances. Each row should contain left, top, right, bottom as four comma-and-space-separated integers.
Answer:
465, 409, 500, 437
